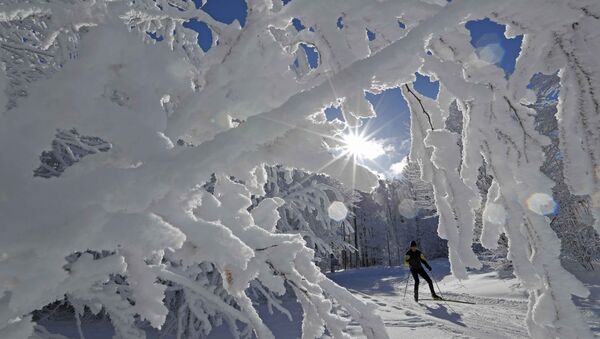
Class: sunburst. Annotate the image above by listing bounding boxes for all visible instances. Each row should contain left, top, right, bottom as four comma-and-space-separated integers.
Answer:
341, 130, 385, 160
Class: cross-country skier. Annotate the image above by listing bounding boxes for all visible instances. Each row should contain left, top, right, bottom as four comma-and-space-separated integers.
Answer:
404, 240, 441, 302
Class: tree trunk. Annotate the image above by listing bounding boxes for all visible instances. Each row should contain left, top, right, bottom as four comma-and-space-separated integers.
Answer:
386, 231, 392, 267
353, 205, 359, 268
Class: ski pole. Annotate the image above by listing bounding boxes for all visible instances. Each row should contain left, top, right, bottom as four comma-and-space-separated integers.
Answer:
403, 274, 410, 300
431, 274, 444, 299
431, 275, 459, 313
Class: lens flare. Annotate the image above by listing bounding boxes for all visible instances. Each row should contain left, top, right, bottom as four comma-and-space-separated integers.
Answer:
398, 199, 417, 218
328, 201, 348, 221
526, 193, 558, 216
477, 43, 504, 64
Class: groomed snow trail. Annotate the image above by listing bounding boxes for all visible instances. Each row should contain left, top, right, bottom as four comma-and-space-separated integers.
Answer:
328, 261, 531, 339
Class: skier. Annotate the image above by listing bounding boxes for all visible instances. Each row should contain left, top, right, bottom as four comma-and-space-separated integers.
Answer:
404, 240, 441, 302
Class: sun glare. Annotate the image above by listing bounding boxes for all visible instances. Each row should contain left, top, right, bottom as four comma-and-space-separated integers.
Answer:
342, 132, 385, 160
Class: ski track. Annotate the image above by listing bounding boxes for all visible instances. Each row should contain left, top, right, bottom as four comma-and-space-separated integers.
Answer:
329, 267, 531, 339
349, 289, 529, 339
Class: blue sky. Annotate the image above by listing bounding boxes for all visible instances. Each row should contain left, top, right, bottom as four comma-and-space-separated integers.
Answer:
155, 1, 523, 178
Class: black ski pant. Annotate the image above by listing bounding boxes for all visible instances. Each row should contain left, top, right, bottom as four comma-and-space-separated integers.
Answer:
411, 267, 435, 297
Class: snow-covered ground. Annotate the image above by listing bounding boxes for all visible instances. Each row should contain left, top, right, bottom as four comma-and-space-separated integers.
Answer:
329, 260, 529, 339
328, 259, 600, 339
569, 263, 600, 336
41, 259, 600, 338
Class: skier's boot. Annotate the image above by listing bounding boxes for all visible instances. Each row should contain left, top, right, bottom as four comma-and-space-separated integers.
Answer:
432, 294, 443, 300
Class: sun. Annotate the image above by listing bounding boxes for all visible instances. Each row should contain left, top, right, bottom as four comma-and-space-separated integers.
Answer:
341, 131, 385, 160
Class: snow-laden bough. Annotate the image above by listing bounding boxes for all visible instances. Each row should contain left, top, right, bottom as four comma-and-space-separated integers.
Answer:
0, 0, 598, 338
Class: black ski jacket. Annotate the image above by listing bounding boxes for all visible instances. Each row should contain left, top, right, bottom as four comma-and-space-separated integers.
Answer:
404, 249, 431, 271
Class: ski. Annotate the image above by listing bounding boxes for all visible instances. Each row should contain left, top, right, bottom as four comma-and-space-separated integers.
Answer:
419, 298, 475, 305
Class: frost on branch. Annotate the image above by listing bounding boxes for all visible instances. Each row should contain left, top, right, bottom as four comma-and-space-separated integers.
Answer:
416, 2, 599, 336
154, 174, 387, 338
530, 73, 600, 270
0, 0, 103, 110
1, 0, 599, 338
0, 17, 384, 339
552, 20, 600, 236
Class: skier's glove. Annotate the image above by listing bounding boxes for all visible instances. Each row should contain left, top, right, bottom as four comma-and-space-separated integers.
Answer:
428, 267, 432, 272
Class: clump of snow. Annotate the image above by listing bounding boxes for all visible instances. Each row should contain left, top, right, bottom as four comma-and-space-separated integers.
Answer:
483, 203, 507, 225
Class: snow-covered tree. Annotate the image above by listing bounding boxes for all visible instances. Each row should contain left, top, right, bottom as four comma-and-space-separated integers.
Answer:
353, 190, 390, 267
354, 173, 446, 268
529, 73, 600, 271
399, 162, 436, 213
1, 0, 599, 338
0, 1, 387, 337
260, 166, 357, 270
406, 2, 599, 336
398, 164, 447, 259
